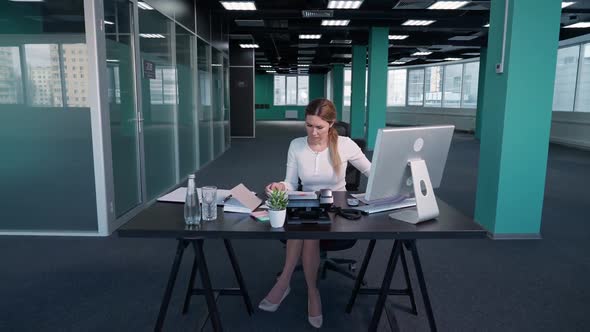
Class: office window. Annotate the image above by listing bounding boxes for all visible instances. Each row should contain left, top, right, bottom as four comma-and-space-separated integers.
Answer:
408, 69, 424, 106
0, 47, 23, 104
387, 69, 407, 106
443, 64, 463, 108
273, 75, 286, 105
286, 76, 297, 105
575, 43, 590, 112
273, 75, 309, 105
344, 69, 351, 106
424, 66, 442, 107
462, 62, 479, 108
345, 68, 369, 107
24, 44, 63, 107
553, 45, 580, 112
297, 75, 309, 105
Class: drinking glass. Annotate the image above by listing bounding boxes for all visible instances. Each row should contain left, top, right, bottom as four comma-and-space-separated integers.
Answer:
201, 186, 217, 221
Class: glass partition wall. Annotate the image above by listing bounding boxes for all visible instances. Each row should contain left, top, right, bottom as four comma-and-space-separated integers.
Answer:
0, 0, 230, 235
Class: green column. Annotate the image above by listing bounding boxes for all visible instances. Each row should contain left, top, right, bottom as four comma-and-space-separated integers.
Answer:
474, 46, 487, 140
474, 0, 561, 237
350, 45, 367, 139
366, 27, 388, 150
332, 64, 344, 122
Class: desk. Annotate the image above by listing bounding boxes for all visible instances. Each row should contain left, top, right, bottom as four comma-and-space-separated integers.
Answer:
118, 192, 486, 331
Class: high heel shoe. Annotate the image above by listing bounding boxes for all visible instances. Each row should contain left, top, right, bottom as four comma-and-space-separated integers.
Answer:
258, 286, 290, 312
307, 294, 323, 328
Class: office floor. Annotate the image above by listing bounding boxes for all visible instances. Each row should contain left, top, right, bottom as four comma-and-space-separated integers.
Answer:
1, 121, 589, 332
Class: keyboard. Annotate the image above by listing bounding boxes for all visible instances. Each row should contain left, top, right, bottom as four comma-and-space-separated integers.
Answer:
352, 198, 417, 214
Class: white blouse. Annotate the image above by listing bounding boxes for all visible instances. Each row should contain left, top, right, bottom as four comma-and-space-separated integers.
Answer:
280, 136, 371, 192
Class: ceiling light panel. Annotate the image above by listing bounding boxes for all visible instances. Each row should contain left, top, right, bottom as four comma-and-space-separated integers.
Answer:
389, 35, 409, 40
444, 57, 463, 61
220, 1, 257, 10
565, 22, 590, 28
330, 39, 352, 44
562, 2, 575, 8
239, 44, 259, 48
140, 33, 165, 38
427, 1, 469, 10
299, 34, 322, 39
412, 51, 432, 56
402, 19, 436, 26
138, 2, 153, 10
327, 1, 363, 9
321, 20, 350, 26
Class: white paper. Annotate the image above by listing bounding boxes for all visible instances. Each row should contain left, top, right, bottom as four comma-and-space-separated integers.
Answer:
157, 187, 233, 205
287, 191, 317, 200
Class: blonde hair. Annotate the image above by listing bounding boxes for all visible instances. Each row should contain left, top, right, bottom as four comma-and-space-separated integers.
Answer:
305, 98, 342, 175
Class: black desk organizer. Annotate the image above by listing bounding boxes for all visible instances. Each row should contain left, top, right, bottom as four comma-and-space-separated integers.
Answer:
286, 206, 331, 224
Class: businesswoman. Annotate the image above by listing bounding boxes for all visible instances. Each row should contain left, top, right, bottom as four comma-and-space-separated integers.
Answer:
260, 98, 371, 328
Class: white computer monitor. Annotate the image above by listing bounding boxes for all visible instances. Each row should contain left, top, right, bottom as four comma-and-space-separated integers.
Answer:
364, 125, 454, 223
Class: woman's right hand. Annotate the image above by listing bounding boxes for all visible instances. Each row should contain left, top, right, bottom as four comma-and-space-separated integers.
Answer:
265, 182, 286, 195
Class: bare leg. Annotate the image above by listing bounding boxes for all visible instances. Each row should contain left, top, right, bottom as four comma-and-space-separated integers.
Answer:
263, 239, 302, 303
302, 239, 322, 317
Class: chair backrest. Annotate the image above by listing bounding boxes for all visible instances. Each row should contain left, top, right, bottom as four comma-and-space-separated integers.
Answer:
297, 121, 365, 192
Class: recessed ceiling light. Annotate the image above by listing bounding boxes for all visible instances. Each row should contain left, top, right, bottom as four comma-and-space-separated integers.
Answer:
327, 0, 363, 9
321, 20, 350, 26
389, 35, 409, 40
298, 64, 310, 67
333, 54, 352, 58
390, 61, 406, 65
240, 44, 259, 48
260, 65, 272, 68
565, 22, 590, 28
412, 51, 432, 56
483, 23, 490, 27
330, 39, 352, 44
299, 34, 322, 39
562, 2, 575, 9
444, 57, 463, 61
220, 1, 257, 10
266, 70, 276, 73
402, 20, 436, 26
106, 59, 119, 63
427, 1, 469, 10
462, 52, 480, 56
137, 2, 153, 10
104, 20, 115, 25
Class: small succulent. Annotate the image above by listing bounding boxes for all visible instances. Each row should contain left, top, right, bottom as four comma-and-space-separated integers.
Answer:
267, 189, 289, 211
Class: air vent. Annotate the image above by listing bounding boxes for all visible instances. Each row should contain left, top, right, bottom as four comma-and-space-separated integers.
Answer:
302, 10, 334, 18
298, 50, 316, 55
235, 19, 264, 27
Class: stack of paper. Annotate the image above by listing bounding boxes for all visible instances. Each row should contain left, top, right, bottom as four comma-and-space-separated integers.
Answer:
287, 191, 317, 200
157, 183, 263, 214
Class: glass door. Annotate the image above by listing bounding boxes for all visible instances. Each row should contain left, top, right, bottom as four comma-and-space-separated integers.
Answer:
104, 0, 143, 217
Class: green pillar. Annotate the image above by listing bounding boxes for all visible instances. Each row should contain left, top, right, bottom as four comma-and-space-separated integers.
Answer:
332, 64, 344, 122
366, 27, 388, 150
350, 45, 367, 139
474, 46, 487, 140
474, 0, 561, 237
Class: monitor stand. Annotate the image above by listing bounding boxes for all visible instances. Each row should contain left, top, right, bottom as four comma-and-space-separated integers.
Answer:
389, 159, 439, 224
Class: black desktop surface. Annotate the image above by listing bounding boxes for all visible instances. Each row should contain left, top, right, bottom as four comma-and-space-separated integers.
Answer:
118, 192, 486, 240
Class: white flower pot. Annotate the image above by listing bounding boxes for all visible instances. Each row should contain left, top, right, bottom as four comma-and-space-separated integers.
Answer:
269, 209, 286, 228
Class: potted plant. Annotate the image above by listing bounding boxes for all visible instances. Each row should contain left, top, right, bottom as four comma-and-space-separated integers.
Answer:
267, 189, 289, 228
